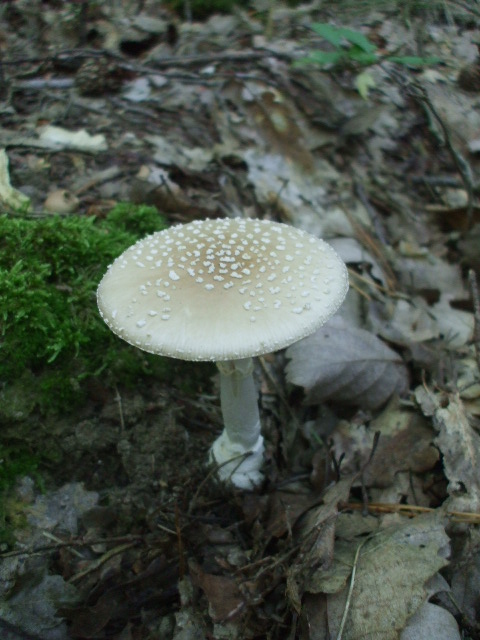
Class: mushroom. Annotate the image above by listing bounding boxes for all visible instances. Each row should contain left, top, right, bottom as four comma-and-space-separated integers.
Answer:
97, 218, 348, 489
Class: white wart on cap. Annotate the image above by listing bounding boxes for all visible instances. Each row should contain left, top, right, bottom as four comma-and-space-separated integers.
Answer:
97, 218, 348, 361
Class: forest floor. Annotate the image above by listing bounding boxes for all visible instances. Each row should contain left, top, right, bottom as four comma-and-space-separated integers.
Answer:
1, 1, 480, 639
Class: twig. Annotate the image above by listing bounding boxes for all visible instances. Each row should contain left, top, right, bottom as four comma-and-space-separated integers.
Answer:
156, 522, 177, 535
41, 531, 84, 559
0, 534, 144, 559
341, 204, 398, 292
345, 501, 480, 524
175, 502, 186, 579
453, 0, 480, 18
258, 355, 299, 426
3, 47, 296, 74
74, 166, 124, 196
354, 180, 389, 247
409, 82, 476, 227
469, 269, 480, 374
336, 536, 369, 640
14, 78, 74, 89
237, 545, 299, 583
411, 174, 480, 193
68, 541, 138, 584
187, 450, 253, 515
114, 384, 125, 433
359, 431, 380, 516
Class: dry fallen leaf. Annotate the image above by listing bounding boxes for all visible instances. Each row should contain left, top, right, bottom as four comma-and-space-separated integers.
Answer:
286, 478, 355, 613
415, 387, 480, 513
450, 529, 480, 631
325, 512, 450, 640
38, 125, 108, 152
302, 593, 330, 640
286, 316, 409, 409
189, 560, 245, 623
400, 602, 461, 640
331, 399, 439, 488
0, 573, 78, 639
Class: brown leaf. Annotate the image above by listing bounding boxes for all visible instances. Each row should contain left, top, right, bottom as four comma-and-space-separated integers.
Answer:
286, 478, 354, 613
331, 399, 439, 488
246, 90, 315, 171
189, 561, 245, 623
265, 490, 319, 539
416, 387, 480, 512
70, 593, 122, 638
301, 593, 330, 640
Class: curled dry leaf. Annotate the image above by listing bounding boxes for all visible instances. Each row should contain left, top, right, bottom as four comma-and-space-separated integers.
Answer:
285, 316, 409, 409
415, 387, 480, 513
286, 478, 355, 614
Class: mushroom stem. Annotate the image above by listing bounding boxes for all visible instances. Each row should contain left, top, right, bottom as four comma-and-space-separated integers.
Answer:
210, 357, 264, 489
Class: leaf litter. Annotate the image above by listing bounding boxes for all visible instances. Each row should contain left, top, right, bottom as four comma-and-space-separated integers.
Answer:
1, 0, 480, 638
285, 316, 410, 409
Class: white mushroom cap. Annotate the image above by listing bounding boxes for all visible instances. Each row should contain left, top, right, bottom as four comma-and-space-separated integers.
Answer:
97, 218, 348, 362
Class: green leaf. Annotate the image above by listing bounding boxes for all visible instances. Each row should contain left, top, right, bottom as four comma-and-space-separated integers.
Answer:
387, 55, 441, 67
310, 22, 344, 47
337, 26, 377, 53
348, 47, 378, 65
310, 23, 377, 54
295, 51, 344, 67
355, 71, 376, 99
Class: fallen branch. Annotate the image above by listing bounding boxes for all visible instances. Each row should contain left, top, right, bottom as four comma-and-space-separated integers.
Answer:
409, 81, 476, 227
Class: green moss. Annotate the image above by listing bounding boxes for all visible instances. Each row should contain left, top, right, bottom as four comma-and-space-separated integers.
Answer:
0, 446, 41, 545
0, 446, 39, 493
0, 203, 169, 415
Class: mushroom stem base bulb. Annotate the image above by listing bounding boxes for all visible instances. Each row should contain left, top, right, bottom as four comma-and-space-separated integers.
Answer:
210, 432, 264, 490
